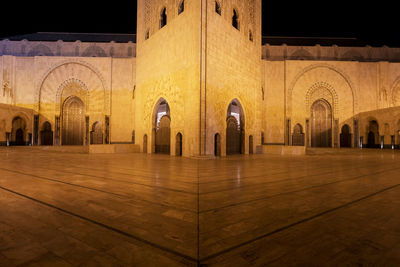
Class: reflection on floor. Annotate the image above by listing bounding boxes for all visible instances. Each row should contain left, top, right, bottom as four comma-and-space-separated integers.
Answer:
0, 147, 400, 266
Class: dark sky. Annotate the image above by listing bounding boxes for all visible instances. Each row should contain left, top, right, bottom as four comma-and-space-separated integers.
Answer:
0, 1, 398, 47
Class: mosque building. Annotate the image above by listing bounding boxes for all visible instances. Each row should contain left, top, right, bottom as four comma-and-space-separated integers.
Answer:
1, 0, 400, 157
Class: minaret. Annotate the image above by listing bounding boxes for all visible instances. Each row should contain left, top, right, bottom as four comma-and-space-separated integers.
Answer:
136, 0, 262, 157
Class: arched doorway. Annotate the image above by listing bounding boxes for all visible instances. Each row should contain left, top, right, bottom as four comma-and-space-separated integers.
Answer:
292, 124, 305, 146
214, 133, 221, 157
367, 120, 379, 148
90, 122, 103, 144
153, 99, 171, 154
41, 122, 53, 146
176, 132, 182, 156
340, 124, 351, 148
311, 99, 332, 147
62, 96, 84, 145
11, 117, 26, 146
226, 99, 245, 155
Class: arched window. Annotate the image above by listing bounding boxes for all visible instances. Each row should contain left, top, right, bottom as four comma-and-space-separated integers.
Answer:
160, 7, 167, 28
215, 1, 221, 15
232, 9, 239, 30
178, 0, 184, 15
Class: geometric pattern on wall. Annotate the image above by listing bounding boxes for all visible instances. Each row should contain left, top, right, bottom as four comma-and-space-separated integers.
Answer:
393, 84, 400, 107
306, 81, 338, 117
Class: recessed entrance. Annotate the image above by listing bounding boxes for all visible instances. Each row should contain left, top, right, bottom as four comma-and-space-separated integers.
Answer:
226, 99, 244, 155
62, 96, 84, 146
292, 124, 305, 146
90, 122, 103, 144
11, 117, 26, 146
340, 124, 352, 148
311, 99, 332, 147
367, 120, 379, 148
153, 98, 171, 154
40, 122, 53, 146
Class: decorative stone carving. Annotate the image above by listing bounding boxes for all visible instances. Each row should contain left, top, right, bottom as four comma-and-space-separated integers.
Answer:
392, 80, 400, 107
36, 59, 110, 115
379, 87, 389, 108
306, 81, 338, 117
288, 63, 357, 116
2, 70, 11, 97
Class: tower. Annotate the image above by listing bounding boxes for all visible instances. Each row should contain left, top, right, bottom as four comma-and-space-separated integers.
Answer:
136, 0, 262, 157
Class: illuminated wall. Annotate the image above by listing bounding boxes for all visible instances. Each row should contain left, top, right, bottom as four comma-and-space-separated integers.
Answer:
136, 0, 201, 157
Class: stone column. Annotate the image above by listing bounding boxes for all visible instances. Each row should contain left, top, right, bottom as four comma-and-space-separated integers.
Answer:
6, 132, 10, 146
286, 118, 291, 146
105, 116, 110, 144
55, 116, 60, 145
33, 115, 39, 145
353, 119, 359, 148
334, 119, 339, 148
85, 116, 89, 145
306, 119, 310, 147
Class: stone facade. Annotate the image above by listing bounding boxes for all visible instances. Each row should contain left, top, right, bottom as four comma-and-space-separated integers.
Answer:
1, 0, 400, 155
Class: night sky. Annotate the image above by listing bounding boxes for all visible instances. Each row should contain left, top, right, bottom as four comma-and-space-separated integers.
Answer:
0, 1, 398, 47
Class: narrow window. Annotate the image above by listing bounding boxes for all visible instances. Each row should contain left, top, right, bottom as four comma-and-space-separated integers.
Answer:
145, 30, 149, 40
160, 7, 167, 28
232, 9, 239, 30
215, 1, 221, 15
178, 0, 184, 15
249, 30, 253, 42
261, 87, 264, 101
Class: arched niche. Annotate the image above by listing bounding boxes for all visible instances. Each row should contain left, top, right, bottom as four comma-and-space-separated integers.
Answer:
176, 132, 182, 156
11, 116, 27, 146
292, 123, 305, 146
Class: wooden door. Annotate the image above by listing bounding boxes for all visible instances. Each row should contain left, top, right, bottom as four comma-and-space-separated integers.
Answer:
311, 100, 332, 147
62, 97, 84, 145
226, 116, 241, 154
156, 116, 171, 154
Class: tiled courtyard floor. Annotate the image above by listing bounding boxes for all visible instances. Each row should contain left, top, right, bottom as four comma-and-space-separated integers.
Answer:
1, 147, 400, 266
